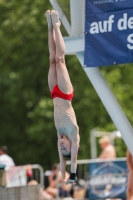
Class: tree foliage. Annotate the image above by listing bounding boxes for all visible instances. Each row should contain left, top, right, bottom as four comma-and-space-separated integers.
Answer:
0, 0, 132, 170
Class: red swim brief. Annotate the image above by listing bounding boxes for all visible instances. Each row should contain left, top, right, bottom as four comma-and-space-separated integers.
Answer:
51, 85, 74, 101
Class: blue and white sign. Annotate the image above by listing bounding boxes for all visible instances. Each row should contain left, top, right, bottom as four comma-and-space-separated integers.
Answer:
88, 160, 128, 199
84, 0, 133, 67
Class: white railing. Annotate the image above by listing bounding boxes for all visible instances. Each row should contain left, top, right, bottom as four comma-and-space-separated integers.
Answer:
66, 157, 127, 180
31, 164, 44, 189
0, 164, 44, 189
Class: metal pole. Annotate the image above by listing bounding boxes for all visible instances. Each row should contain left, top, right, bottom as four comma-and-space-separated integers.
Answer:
76, 52, 133, 156
31, 164, 44, 189
90, 129, 97, 159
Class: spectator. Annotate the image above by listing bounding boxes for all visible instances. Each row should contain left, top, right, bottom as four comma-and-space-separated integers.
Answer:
27, 180, 53, 200
42, 163, 72, 199
44, 163, 59, 188
126, 149, 133, 200
26, 164, 32, 179
98, 136, 116, 200
47, 163, 59, 187
98, 136, 116, 159
0, 145, 15, 170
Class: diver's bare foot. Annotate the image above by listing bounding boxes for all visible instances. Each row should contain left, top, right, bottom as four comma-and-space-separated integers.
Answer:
46, 10, 52, 29
51, 10, 61, 28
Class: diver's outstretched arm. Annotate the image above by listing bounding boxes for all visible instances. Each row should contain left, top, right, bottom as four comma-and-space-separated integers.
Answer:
66, 126, 80, 185
57, 139, 66, 181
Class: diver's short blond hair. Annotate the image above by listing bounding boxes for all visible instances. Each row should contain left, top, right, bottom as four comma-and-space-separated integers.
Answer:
99, 135, 110, 144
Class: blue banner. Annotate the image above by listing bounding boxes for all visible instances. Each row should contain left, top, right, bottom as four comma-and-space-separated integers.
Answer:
84, 0, 133, 67
88, 160, 128, 199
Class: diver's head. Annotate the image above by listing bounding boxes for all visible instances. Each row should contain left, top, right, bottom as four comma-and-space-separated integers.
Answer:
59, 136, 71, 158
59, 136, 80, 159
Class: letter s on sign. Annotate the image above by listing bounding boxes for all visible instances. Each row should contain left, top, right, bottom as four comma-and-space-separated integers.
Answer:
127, 34, 133, 49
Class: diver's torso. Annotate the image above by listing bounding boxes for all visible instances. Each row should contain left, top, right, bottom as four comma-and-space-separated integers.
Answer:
53, 98, 79, 141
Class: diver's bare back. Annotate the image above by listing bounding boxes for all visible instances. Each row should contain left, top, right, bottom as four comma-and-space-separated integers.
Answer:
53, 98, 79, 141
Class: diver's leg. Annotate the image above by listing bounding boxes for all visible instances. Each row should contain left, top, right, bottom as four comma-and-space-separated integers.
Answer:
46, 10, 57, 91
51, 10, 73, 94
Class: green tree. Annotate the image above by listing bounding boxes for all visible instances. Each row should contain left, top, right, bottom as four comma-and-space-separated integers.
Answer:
0, 0, 132, 170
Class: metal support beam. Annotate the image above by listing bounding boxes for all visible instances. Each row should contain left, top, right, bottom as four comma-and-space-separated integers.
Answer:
64, 35, 84, 54
70, 0, 85, 36
76, 51, 133, 156
49, 0, 71, 35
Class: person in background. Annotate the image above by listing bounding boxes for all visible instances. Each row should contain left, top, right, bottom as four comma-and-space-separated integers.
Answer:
126, 149, 133, 200
43, 163, 72, 199
98, 136, 116, 200
47, 163, 59, 187
0, 145, 15, 170
26, 164, 33, 182
98, 136, 116, 159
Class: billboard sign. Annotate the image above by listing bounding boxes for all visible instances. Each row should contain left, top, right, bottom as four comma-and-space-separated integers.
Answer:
84, 0, 133, 67
88, 160, 128, 199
